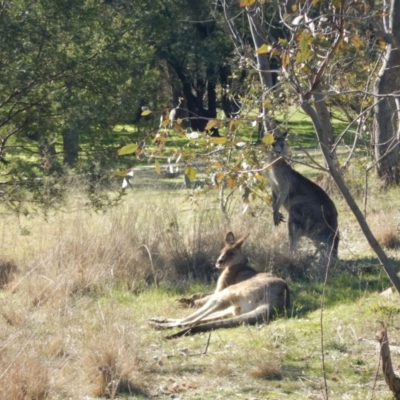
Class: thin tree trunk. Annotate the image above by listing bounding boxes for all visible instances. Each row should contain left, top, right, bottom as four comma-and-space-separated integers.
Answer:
314, 89, 335, 148
62, 128, 79, 167
373, 0, 400, 185
246, 5, 276, 138
302, 101, 400, 294
376, 327, 400, 399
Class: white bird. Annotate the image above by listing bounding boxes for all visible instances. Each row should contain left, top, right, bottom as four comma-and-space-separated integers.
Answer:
122, 169, 134, 189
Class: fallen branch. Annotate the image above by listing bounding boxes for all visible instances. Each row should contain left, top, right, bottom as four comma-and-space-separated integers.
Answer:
376, 326, 400, 399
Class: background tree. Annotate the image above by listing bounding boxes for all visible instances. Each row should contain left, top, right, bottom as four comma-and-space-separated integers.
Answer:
373, 0, 400, 185
0, 0, 158, 211
141, 0, 236, 132
215, 0, 400, 290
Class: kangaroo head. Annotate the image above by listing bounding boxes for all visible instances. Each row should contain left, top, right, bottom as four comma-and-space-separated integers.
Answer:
215, 232, 250, 269
271, 131, 288, 156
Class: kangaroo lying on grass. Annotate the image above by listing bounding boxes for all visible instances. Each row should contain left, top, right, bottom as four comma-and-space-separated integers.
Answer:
265, 132, 339, 263
149, 232, 290, 339
176, 233, 259, 309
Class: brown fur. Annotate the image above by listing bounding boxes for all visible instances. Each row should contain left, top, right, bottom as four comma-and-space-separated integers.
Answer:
177, 232, 258, 308
265, 132, 339, 263
149, 232, 290, 338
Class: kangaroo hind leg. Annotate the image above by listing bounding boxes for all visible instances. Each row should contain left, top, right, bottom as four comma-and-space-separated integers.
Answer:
149, 297, 233, 329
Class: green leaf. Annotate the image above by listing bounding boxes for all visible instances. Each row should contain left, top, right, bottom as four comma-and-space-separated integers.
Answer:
262, 133, 275, 146
155, 160, 161, 174
210, 137, 227, 145
299, 36, 310, 53
185, 166, 196, 182
118, 144, 138, 156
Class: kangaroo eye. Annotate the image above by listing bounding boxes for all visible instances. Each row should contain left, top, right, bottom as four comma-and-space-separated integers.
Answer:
226, 250, 233, 257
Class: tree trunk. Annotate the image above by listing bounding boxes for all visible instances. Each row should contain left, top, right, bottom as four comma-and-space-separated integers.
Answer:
314, 89, 335, 148
246, 5, 276, 139
62, 128, 79, 167
373, 0, 400, 185
171, 63, 219, 133
302, 101, 400, 294
38, 139, 58, 175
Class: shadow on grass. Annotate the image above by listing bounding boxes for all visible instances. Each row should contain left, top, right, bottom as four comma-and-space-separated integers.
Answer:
289, 255, 399, 317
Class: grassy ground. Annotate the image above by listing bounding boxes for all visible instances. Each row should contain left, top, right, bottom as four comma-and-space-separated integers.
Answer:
1, 147, 400, 399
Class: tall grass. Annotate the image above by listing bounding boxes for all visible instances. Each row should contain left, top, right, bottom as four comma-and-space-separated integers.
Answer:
0, 174, 399, 399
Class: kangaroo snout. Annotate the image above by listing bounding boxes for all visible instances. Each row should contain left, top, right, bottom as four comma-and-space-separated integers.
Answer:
215, 258, 224, 268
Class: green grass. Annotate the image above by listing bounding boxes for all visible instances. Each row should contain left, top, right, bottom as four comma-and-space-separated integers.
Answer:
1, 106, 399, 399
1, 177, 400, 399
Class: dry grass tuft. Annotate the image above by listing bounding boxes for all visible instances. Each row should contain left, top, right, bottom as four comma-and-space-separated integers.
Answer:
81, 325, 150, 399
250, 360, 283, 380
0, 258, 18, 288
367, 210, 400, 250
375, 228, 400, 250
245, 226, 317, 280
0, 350, 49, 400
0, 303, 24, 327
211, 354, 235, 377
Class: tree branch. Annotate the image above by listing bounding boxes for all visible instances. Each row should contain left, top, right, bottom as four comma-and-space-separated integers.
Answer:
376, 326, 400, 399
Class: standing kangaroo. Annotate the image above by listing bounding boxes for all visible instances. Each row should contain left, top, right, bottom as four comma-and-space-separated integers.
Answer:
149, 232, 290, 339
265, 132, 339, 262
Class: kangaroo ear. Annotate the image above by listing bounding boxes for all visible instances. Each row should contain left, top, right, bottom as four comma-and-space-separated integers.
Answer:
235, 233, 250, 247
225, 232, 235, 245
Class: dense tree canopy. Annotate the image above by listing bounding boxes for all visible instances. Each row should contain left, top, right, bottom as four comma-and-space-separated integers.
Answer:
1, 0, 400, 217
0, 0, 157, 210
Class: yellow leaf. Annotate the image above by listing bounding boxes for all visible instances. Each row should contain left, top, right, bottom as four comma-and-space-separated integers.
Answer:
155, 160, 161, 174
378, 40, 386, 50
141, 109, 152, 116
257, 44, 270, 54
205, 119, 220, 131
281, 52, 290, 68
161, 118, 170, 127
263, 99, 273, 109
291, 4, 297, 11
185, 166, 196, 182
255, 172, 266, 181
262, 133, 275, 146
210, 137, 227, 145
154, 133, 167, 143
176, 118, 183, 125
215, 172, 225, 183
227, 177, 236, 189
239, 0, 256, 7
351, 35, 363, 50
118, 143, 138, 156
173, 124, 184, 135
113, 169, 130, 177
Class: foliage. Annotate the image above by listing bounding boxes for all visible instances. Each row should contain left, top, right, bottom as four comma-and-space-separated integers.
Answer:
0, 0, 158, 212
